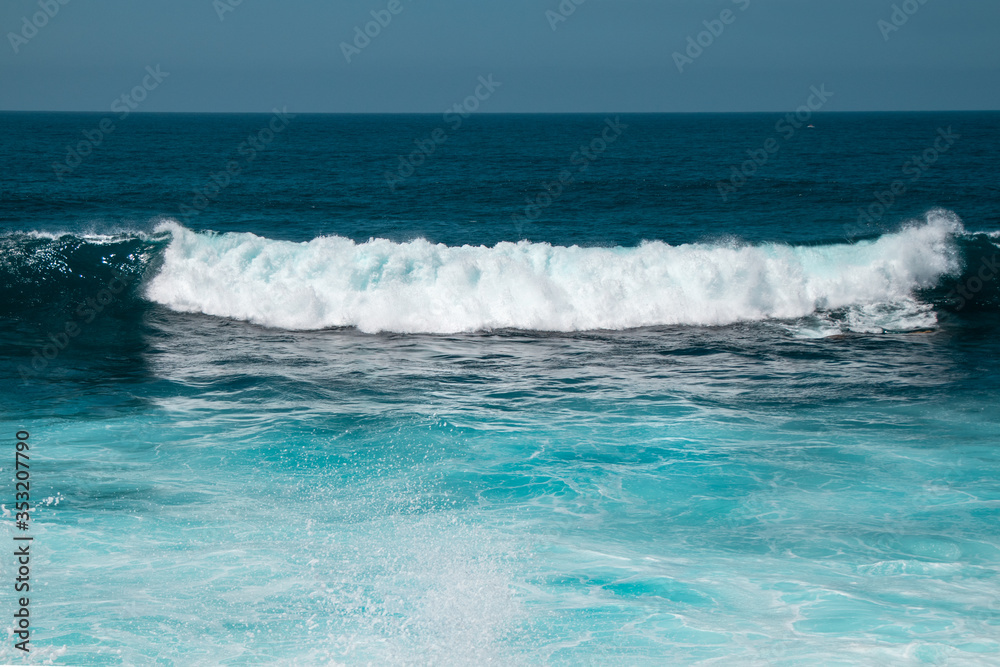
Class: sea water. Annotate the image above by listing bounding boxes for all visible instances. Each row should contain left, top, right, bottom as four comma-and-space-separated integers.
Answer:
1, 112, 999, 664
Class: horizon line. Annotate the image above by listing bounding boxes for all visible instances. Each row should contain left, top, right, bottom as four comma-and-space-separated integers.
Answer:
2, 109, 998, 115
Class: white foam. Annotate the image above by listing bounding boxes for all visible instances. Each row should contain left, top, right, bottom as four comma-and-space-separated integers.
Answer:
4, 229, 153, 244
145, 210, 964, 334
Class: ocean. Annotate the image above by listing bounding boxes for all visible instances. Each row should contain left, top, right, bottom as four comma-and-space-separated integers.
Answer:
1, 111, 999, 665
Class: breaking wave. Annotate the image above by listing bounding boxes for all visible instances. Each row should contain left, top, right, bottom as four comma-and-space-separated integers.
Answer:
3, 209, 995, 334
145, 210, 970, 333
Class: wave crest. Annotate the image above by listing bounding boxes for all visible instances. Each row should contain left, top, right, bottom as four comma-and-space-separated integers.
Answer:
145, 210, 965, 334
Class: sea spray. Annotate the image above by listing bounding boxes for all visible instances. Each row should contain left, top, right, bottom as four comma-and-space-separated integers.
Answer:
145, 210, 963, 334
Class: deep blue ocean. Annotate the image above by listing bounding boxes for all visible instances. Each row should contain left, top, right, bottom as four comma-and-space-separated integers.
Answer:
1, 111, 999, 665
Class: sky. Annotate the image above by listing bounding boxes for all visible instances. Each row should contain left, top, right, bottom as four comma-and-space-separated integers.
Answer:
1, 0, 998, 113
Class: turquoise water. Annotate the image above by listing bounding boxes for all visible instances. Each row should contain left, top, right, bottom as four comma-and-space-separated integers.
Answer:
1, 112, 999, 664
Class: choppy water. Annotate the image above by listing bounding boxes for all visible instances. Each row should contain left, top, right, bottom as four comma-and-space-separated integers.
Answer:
1, 112, 999, 665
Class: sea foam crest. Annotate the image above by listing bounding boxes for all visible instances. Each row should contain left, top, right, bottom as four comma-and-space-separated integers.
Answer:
146, 210, 963, 334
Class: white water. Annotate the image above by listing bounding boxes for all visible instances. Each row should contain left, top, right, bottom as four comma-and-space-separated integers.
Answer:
146, 210, 963, 334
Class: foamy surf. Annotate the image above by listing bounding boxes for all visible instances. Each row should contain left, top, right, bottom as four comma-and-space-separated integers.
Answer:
145, 210, 964, 334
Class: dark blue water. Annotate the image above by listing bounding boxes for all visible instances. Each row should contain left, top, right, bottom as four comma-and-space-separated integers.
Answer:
1, 112, 999, 664
4, 111, 998, 245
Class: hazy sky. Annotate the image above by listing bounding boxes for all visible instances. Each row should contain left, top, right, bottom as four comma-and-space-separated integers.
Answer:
2, 0, 998, 113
